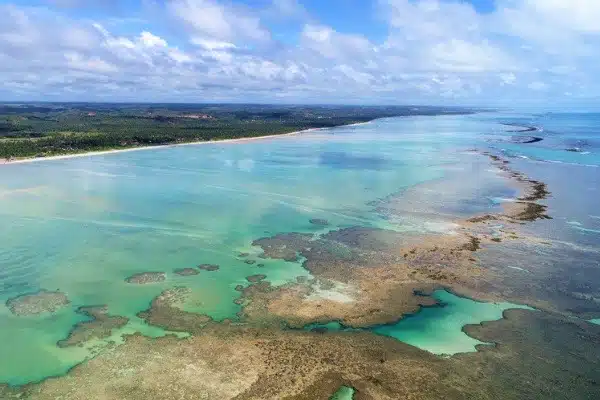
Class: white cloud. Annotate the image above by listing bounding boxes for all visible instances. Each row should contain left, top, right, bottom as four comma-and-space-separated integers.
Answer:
64, 52, 118, 73
0, 0, 599, 105
167, 0, 270, 44
301, 24, 373, 60
139, 31, 168, 48
191, 38, 236, 50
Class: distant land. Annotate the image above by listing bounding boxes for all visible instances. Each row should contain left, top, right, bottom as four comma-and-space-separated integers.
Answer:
0, 103, 475, 160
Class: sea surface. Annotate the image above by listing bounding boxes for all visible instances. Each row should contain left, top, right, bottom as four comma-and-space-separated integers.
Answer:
0, 112, 598, 385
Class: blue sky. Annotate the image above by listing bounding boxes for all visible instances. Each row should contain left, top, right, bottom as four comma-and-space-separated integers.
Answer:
1, 0, 599, 106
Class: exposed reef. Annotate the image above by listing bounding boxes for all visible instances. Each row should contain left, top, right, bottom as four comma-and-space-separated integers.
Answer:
57, 306, 129, 348
7, 309, 600, 399
501, 123, 540, 133
252, 233, 310, 262
5, 290, 70, 316
137, 287, 212, 333
240, 151, 598, 330
198, 264, 220, 271
309, 218, 329, 226
510, 136, 543, 144
482, 152, 552, 221
173, 268, 199, 276
246, 274, 267, 283
243, 228, 483, 328
126, 272, 166, 284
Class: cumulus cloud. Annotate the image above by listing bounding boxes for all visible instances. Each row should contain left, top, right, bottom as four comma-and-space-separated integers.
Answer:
167, 0, 270, 44
0, 0, 598, 105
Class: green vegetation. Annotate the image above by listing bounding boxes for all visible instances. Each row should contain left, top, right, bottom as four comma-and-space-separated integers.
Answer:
0, 103, 473, 159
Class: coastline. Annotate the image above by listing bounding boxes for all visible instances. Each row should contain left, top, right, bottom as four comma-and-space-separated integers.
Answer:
0, 121, 372, 166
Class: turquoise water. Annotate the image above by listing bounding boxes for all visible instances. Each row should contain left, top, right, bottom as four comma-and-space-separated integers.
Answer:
1, 112, 596, 385
0, 115, 499, 384
306, 290, 532, 355
372, 291, 532, 355
330, 386, 355, 400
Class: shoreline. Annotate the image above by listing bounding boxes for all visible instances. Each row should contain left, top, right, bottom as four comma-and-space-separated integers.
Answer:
1, 121, 372, 166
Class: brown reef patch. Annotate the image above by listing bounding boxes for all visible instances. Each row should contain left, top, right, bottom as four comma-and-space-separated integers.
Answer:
246, 274, 267, 283
243, 228, 495, 328
239, 151, 583, 328
252, 232, 311, 262
9, 309, 600, 400
198, 264, 220, 271
5, 290, 70, 316
173, 268, 199, 276
57, 306, 129, 348
137, 287, 212, 333
481, 151, 552, 222
126, 272, 166, 284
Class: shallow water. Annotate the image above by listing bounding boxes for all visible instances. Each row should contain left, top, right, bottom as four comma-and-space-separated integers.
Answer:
372, 291, 532, 355
0, 112, 598, 385
306, 290, 532, 355
329, 385, 355, 400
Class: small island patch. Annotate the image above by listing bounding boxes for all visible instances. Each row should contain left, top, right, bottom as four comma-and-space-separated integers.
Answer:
6, 290, 70, 316
126, 272, 166, 284
57, 306, 129, 348
174, 268, 199, 276
310, 218, 329, 226
137, 287, 213, 333
198, 264, 220, 271
246, 274, 267, 283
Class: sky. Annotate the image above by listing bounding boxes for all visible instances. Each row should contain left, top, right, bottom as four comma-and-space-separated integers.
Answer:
1, 0, 599, 107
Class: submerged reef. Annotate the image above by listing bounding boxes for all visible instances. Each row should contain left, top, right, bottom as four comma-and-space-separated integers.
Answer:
246, 274, 267, 283
198, 264, 220, 271
5, 290, 70, 316
6, 308, 600, 399
126, 272, 166, 284
57, 306, 129, 348
174, 268, 200, 276
137, 287, 212, 333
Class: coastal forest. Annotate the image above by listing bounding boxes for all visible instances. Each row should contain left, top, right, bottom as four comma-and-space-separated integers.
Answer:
0, 103, 472, 159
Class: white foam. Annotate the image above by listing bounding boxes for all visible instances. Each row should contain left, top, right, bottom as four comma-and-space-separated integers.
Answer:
507, 266, 529, 272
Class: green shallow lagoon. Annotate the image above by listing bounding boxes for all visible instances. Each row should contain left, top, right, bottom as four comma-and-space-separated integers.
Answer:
372, 290, 533, 355
306, 290, 533, 355
329, 386, 355, 400
0, 115, 512, 384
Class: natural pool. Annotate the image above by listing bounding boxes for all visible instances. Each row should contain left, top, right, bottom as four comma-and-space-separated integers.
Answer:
330, 385, 355, 400
306, 290, 533, 355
